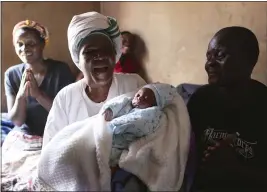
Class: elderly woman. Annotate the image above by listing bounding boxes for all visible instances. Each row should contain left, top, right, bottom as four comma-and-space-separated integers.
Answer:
42, 12, 146, 145
2, 20, 75, 191
187, 26, 267, 192
39, 11, 147, 191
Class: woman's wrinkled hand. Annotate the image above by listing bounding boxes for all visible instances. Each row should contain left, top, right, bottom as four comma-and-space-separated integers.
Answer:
103, 108, 113, 121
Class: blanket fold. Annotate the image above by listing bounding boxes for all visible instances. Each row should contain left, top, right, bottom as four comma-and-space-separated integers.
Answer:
33, 92, 191, 191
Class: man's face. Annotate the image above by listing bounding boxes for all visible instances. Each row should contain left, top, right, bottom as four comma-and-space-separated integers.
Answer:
205, 35, 250, 86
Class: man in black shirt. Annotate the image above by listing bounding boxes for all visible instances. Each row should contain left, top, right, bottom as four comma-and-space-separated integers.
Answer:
187, 26, 267, 192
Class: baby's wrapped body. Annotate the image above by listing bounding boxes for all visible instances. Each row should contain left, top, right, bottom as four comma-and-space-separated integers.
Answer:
102, 83, 178, 167
107, 97, 162, 166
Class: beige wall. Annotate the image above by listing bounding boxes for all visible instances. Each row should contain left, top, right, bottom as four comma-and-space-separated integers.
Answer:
1, 2, 267, 110
101, 2, 267, 86
1, 2, 100, 111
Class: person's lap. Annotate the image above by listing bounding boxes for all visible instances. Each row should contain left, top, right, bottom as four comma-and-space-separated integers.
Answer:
2, 126, 148, 191
1, 126, 42, 191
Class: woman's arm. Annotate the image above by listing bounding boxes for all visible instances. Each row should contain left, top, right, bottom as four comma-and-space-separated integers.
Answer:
28, 70, 53, 111
5, 71, 28, 126
7, 94, 27, 127
35, 91, 53, 111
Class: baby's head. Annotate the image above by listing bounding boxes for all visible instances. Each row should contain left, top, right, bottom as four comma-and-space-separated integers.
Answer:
132, 83, 177, 109
132, 87, 157, 109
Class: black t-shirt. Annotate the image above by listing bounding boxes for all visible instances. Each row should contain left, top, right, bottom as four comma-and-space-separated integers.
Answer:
187, 80, 267, 191
4, 59, 75, 136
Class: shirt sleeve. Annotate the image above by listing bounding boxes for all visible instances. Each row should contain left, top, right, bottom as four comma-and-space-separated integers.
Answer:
4, 70, 15, 96
42, 88, 69, 147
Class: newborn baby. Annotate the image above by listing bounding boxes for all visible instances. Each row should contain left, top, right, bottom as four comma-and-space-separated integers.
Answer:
102, 83, 178, 169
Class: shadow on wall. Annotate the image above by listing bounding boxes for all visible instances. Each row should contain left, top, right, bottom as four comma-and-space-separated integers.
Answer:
131, 33, 151, 83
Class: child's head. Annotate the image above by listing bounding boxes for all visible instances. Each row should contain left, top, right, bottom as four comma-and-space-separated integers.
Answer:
135, 83, 177, 110
132, 87, 157, 109
121, 31, 134, 55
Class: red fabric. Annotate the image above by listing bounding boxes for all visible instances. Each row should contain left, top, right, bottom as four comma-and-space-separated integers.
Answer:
114, 56, 140, 74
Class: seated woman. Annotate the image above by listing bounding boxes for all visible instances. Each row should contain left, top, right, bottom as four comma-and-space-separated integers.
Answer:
2, 20, 75, 190
76, 31, 141, 80
41, 12, 147, 191
32, 81, 189, 191
4, 20, 75, 136
43, 12, 146, 145
187, 26, 267, 192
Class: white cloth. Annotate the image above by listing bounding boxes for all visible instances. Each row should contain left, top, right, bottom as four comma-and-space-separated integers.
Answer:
101, 96, 162, 167
43, 73, 146, 147
119, 94, 191, 191
34, 91, 191, 191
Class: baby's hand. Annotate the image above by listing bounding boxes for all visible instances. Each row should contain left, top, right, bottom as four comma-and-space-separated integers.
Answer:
103, 108, 113, 121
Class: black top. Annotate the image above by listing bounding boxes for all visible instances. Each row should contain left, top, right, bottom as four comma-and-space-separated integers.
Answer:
187, 79, 267, 191
4, 59, 75, 136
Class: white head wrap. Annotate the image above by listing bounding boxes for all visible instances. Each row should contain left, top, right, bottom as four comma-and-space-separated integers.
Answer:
143, 83, 178, 109
67, 11, 122, 69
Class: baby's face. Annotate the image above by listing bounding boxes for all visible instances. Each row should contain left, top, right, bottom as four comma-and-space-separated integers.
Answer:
132, 88, 157, 109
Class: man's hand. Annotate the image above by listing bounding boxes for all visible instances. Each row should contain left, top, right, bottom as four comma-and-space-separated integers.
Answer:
202, 133, 237, 162
200, 134, 240, 176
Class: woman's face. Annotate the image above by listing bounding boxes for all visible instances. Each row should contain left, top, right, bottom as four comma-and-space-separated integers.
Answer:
78, 34, 116, 87
205, 35, 249, 86
13, 28, 44, 65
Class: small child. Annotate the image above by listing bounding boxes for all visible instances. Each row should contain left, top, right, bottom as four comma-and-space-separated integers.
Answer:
101, 83, 178, 172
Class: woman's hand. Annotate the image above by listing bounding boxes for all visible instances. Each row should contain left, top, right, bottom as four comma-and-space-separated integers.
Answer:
103, 108, 113, 121
20, 69, 53, 111
17, 70, 30, 99
27, 69, 42, 99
